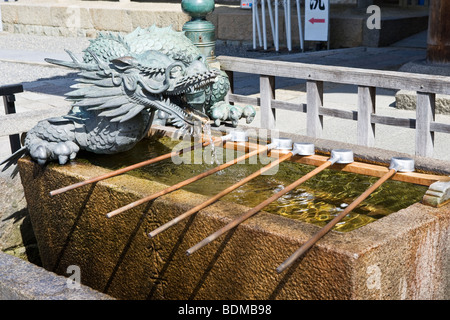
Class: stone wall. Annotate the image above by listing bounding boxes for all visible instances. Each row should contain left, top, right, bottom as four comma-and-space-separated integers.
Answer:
0, 1, 190, 38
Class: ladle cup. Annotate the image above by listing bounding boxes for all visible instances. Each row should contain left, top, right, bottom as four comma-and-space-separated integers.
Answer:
148, 139, 314, 238
105, 131, 276, 218
276, 156, 414, 273
186, 148, 352, 256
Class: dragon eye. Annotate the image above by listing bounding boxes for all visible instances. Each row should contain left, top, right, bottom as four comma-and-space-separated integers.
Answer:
196, 55, 206, 63
170, 65, 183, 78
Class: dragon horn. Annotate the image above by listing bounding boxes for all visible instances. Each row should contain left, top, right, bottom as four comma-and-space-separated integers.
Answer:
44, 50, 98, 71
65, 49, 81, 64
85, 49, 110, 71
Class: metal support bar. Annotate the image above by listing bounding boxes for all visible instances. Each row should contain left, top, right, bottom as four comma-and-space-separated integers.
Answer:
1, 84, 24, 153
253, 0, 263, 49
283, 0, 291, 51
252, 0, 302, 52
296, 0, 304, 51
275, 0, 279, 51
262, 0, 267, 50
266, 0, 276, 51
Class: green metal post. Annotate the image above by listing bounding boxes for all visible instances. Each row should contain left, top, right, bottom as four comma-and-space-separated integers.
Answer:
181, 0, 217, 64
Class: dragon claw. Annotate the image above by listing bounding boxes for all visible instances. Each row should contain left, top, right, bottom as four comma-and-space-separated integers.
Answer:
29, 144, 51, 166
28, 140, 80, 165
208, 102, 256, 128
54, 141, 80, 164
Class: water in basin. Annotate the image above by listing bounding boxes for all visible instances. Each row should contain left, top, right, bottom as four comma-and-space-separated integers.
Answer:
76, 137, 427, 232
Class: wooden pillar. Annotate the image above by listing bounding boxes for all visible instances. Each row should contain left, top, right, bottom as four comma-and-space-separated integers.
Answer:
357, 86, 376, 147
260, 75, 276, 129
426, 0, 450, 64
415, 92, 435, 158
306, 80, 323, 138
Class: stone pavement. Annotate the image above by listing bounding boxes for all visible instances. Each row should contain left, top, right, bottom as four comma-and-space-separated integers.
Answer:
0, 30, 449, 163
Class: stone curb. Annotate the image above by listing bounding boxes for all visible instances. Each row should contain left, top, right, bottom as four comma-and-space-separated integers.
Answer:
0, 251, 114, 300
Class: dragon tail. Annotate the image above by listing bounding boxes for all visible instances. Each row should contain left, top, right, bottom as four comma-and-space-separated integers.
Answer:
0, 146, 27, 173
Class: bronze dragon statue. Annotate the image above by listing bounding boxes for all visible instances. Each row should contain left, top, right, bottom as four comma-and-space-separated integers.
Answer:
1, 25, 255, 170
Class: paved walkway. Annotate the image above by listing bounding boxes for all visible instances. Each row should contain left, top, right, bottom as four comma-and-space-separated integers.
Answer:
0, 30, 449, 162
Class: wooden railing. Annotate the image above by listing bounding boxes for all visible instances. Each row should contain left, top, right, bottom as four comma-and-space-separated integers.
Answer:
217, 55, 450, 158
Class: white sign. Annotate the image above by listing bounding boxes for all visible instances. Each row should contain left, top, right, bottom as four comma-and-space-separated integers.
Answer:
305, 0, 329, 42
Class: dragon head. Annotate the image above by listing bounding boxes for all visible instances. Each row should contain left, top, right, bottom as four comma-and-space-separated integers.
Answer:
47, 48, 218, 133
112, 51, 218, 126
164, 55, 220, 120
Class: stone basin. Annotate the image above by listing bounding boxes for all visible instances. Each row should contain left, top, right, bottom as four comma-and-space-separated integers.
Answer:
17, 133, 450, 300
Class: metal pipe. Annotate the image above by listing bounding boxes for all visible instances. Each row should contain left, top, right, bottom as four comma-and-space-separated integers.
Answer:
283, 0, 289, 51
296, 0, 303, 51
289, 0, 293, 51
276, 157, 415, 273
267, 0, 276, 49
262, 0, 267, 50
49, 134, 230, 197
254, 0, 263, 48
105, 135, 271, 218
252, 0, 257, 49
186, 147, 348, 256
286, 0, 292, 51
148, 139, 298, 239
275, 0, 279, 51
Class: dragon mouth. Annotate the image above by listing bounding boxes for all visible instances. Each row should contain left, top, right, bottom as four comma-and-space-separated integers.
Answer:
153, 95, 209, 126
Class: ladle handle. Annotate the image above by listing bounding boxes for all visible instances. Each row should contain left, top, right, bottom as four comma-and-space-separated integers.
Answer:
276, 168, 397, 273
148, 151, 294, 238
49, 136, 222, 196
106, 144, 271, 218
186, 160, 334, 256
